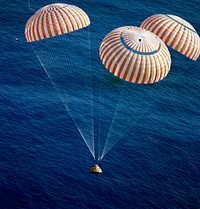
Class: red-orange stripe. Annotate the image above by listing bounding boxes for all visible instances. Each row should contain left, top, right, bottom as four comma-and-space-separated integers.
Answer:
117, 52, 131, 78
54, 8, 65, 35
111, 50, 128, 75
41, 12, 47, 39
123, 53, 134, 81
31, 14, 39, 41
166, 23, 179, 46
147, 16, 166, 32
46, 13, 53, 38
171, 25, 183, 49
117, 50, 130, 77
184, 31, 193, 57
129, 55, 139, 82
66, 8, 80, 29
142, 15, 162, 30
102, 42, 121, 65
153, 56, 159, 83
26, 16, 34, 42
101, 41, 120, 62
36, 12, 43, 40
70, 7, 85, 28
135, 56, 144, 83
50, 12, 59, 36
174, 27, 186, 51
157, 53, 164, 81
107, 46, 123, 73
62, 8, 76, 31
147, 56, 155, 83
187, 32, 195, 59
160, 21, 174, 40
141, 56, 148, 84
58, 8, 71, 32
179, 29, 189, 54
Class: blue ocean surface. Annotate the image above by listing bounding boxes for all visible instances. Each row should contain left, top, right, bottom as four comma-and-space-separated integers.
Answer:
0, 0, 200, 208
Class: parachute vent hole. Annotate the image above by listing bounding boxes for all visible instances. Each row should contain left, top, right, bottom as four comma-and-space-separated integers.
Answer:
138, 38, 142, 42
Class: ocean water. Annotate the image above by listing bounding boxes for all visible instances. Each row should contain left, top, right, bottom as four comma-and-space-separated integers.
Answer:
1, 0, 200, 208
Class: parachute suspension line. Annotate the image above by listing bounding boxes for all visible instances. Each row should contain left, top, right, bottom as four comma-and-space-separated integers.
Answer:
54, 37, 76, 75
50, 33, 95, 159
99, 84, 170, 160
100, 98, 156, 160
30, 43, 95, 159
97, 75, 103, 161
47, 32, 95, 158
27, 0, 36, 12
48, 37, 95, 159
100, 83, 126, 160
96, 71, 105, 161
87, 26, 95, 160
167, 90, 189, 130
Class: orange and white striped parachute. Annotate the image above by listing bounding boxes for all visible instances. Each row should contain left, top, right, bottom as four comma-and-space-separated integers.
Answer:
99, 26, 171, 84
25, 3, 90, 42
140, 14, 200, 61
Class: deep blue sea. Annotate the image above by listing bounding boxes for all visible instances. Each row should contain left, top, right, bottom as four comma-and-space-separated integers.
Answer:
1, 0, 200, 208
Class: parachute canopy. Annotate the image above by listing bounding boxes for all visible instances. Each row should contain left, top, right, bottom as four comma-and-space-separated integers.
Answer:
99, 26, 171, 84
140, 14, 200, 61
25, 3, 90, 42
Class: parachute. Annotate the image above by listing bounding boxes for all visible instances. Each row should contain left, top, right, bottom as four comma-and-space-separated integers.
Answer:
25, 3, 90, 42
97, 26, 171, 160
140, 14, 200, 61
25, 4, 95, 159
99, 26, 171, 84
